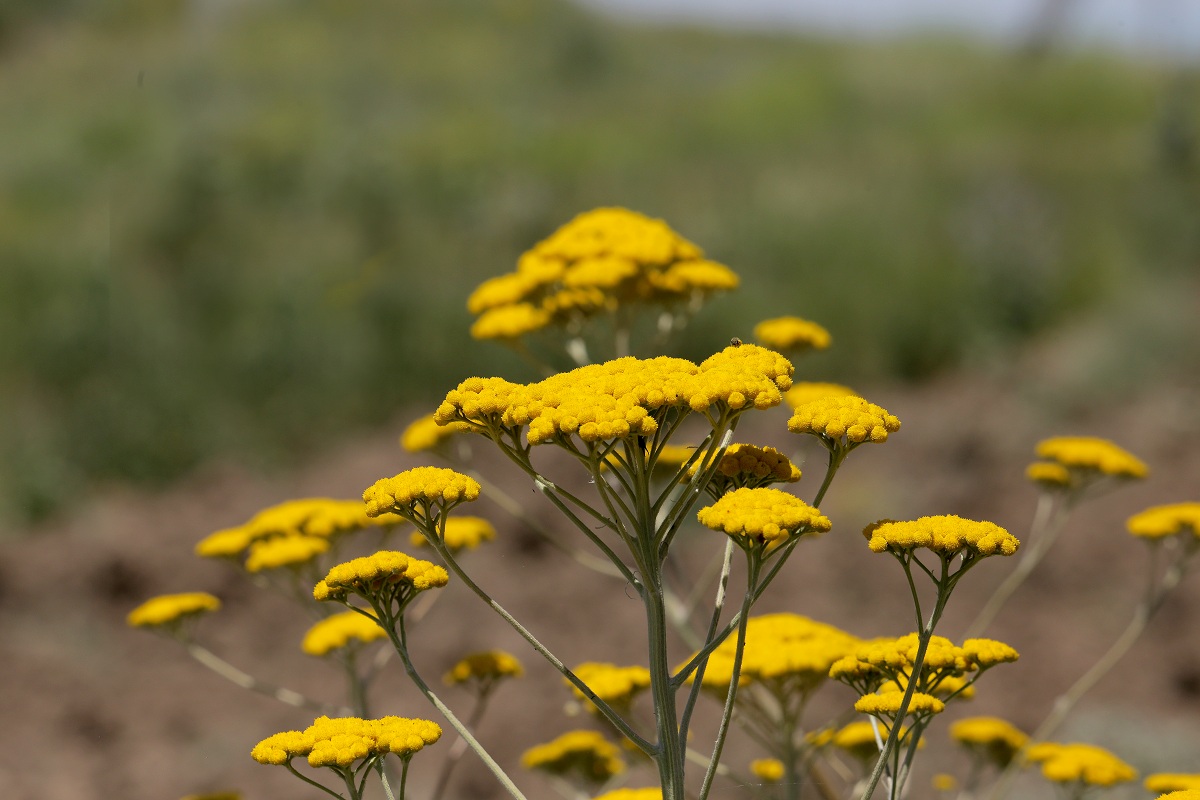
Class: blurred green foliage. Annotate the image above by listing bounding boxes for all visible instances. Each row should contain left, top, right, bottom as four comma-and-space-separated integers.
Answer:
1, 0, 1197, 524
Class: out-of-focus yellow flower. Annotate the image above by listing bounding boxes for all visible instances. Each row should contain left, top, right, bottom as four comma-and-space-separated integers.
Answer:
195, 498, 402, 560
400, 414, 470, 453
569, 662, 652, 713
863, 516, 1019, 558
592, 790, 663, 800
128, 592, 220, 629
1035, 436, 1148, 480
1146, 775, 1200, 793
788, 395, 900, 448
1126, 503, 1200, 540
697, 487, 831, 551
244, 534, 330, 573
1157, 792, 1200, 800
1025, 461, 1073, 490
301, 610, 386, 657
753, 316, 832, 352
783, 382, 856, 411
750, 758, 785, 782
520, 730, 625, 783
410, 515, 496, 553
932, 773, 958, 792
470, 303, 552, 341
1025, 742, 1137, 786
444, 650, 524, 687
950, 716, 1028, 767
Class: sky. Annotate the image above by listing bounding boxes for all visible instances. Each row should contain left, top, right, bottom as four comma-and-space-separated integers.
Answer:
576, 0, 1200, 59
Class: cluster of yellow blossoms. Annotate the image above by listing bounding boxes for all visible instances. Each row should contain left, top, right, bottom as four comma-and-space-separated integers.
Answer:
410, 515, 496, 553
400, 413, 469, 453
749, 758, 785, 782
444, 650, 524, 687
570, 662, 652, 713
863, 515, 1020, 558
782, 381, 856, 411
434, 343, 794, 447
948, 716, 1028, 767
312, 551, 449, 606
592, 789, 662, 800
1126, 502, 1200, 540
194, 497, 401, 571
466, 208, 738, 341
752, 316, 832, 353
1147, 775, 1200, 792
787, 394, 901, 448
1026, 436, 1149, 491
301, 610, 387, 657
690, 443, 801, 496
1025, 742, 1137, 787
251, 715, 441, 767
362, 467, 482, 519
127, 592, 220, 629
696, 487, 832, 551
520, 729, 626, 782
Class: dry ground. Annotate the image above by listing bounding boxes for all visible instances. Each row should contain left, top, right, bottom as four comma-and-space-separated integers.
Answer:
3, 349, 1200, 800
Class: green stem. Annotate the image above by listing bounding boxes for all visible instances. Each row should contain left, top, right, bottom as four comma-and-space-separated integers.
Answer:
284, 761, 346, 799
430, 690, 492, 800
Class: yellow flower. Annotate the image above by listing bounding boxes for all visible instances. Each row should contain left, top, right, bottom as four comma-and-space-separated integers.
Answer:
127, 592, 220, 629
400, 414, 470, 453
520, 730, 625, 783
194, 526, 255, 559
855, 691, 945, 717
251, 716, 442, 768
313, 551, 449, 604
1025, 742, 1137, 786
244, 534, 330, 573
783, 382, 856, 410
950, 716, 1028, 766
470, 303, 551, 341
646, 259, 740, 297
697, 487, 831, 550
863, 515, 1019, 558
570, 662, 652, 711
410, 515, 496, 553
962, 638, 1020, 668
753, 316, 832, 352
195, 498, 402, 559
592, 790, 662, 800
363, 467, 481, 518
1147, 775, 1200, 793
1035, 436, 1148, 479
1126, 503, 1200, 540
301, 611, 386, 656
932, 774, 958, 792
444, 650, 524, 686
692, 613, 859, 692
690, 443, 801, 495
788, 395, 900, 447
750, 758, 785, 782
830, 721, 881, 760
1158, 793, 1200, 800
1025, 461, 1073, 489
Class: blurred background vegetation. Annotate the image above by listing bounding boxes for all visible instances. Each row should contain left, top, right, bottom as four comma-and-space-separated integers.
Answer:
2, 0, 1198, 525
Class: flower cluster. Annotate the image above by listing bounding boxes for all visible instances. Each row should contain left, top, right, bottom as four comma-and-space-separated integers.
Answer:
690, 443, 801, 496
362, 467, 481, 519
520, 729, 626, 783
787, 394, 900, 449
1126, 502, 1200, 541
127, 592, 220, 630
251, 715, 442, 767
949, 716, 1028, 767
696, 487, 831, 551
1025, 742, 1137, 787
301, 610, 387, 657
593, 790, 662, 800
569, 662, 652, 713
466, 208, 738, 341
749, 758, 785, 782
410, 515, 496, 553
313, 551, 449, 610
1147, 775, 1200, 793
444, 650, 525, 687
752, 316, 831, 352
782, 381, 856, 410
435, 344, 793, 448
863, 515, 1019, 559
1033, 436, 1148, 481
400, 413, 470, 453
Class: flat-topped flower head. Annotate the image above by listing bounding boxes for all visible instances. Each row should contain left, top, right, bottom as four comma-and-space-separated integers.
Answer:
593, 790, 663, 800
252, 716, 441, 769
520, 729, 625, 783
1158, 792, 1200, 800
645, 259, 739, 298
1127, 503, 1200, 541
697, 488, 831, 552
1147, 775, 1200, 793
1035, 436, 1148, 480
962, 638, 1020, 668
1025, 742, 1137, 786
863, 515, 1019, 558
410, 515, 496, 553
127, 592, 220, 634
693, 613, 859, 692
301, 610, 387, 656
950, 716, 1028, 767
195, 498, 401, 560
195, 526, 256, 559
690, 443, 801, 496
1026, 461, 1073, 490
313, 551, 449, 611
784, 382, 856, 410
788, 395, 900, 449
444, 650, 524, 687
856, 690, 945, 717
470, 303, 552, 341
400, 414, 470, 453
569, 662, 652, 712
753, 316, 832, 352
244, 534, 330, 573
750, 758, 785, 783
363, 467, 481, 519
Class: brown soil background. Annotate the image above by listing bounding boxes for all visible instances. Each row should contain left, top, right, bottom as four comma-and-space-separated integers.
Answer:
3, 343, 1200, 800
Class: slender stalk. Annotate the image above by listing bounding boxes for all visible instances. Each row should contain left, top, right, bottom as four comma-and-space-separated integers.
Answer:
184, 642, 345, 714
285, 761, 345, 799
430, 691, 492, 800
